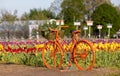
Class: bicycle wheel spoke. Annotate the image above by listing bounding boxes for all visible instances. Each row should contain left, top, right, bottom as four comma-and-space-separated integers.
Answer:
42, 41, 63, 69
73, 40, 95, 70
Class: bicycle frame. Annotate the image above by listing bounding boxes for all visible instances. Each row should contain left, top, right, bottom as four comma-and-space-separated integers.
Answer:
42, 26, 95, 70
49, 27, 81, 62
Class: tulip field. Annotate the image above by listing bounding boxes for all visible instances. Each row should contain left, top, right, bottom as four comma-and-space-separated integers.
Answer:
0, 39, 120, 69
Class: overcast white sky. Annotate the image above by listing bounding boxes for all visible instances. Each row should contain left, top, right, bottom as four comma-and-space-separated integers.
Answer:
0, 0, 119, 17
0, 0, 55, 17
111, 0, 120, 6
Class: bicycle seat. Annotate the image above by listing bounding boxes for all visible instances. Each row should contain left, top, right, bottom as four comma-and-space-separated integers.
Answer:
73, 30, 80, 34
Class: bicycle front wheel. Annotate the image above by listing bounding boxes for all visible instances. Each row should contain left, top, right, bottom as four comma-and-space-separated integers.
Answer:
73, 40, 95, 70
42, 41, 64, 69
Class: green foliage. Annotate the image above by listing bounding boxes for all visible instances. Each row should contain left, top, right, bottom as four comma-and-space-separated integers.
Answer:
61, 0, 85, 23
95, 51, 120, 68
0, 50, 120, 68
63, 23, 76, 37
38, 23, 57, 39
0, 10, 17, 22
21, 8, 56, 20
0, 52, 44, 67
92, 3, 120, 37
28, 8, 47, 20
42, 9, 56, 19
108, 73, 120, 76
38, 21, 75, 39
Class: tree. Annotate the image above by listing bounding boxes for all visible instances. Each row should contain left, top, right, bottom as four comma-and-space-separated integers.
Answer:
49, 0, 63, 16
115, 5, 120, 13
20, 12, 29, 20
84, 0, 111, 19
21, 8, 55, 20
29, 8, 47, 20
57, 0, 85, 37
61, 0, 85, 23
91, 3, 120, 38
0, 10, 18, 41
0, 10, 17, 22
42, 9, 56, 19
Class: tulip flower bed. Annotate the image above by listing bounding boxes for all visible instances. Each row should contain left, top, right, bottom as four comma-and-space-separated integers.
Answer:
0, 39, 120, 69
93, 39, 120, 68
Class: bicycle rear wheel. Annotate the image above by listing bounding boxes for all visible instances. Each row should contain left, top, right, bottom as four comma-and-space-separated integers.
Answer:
73, 40, 95, 70
42, 41, 64, 69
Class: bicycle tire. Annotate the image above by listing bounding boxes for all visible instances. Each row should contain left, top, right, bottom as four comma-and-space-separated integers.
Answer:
73, 40, 95, 70
42, 41, 64, 69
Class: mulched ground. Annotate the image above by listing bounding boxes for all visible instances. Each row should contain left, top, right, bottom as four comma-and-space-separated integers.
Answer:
0, 63, 119, 76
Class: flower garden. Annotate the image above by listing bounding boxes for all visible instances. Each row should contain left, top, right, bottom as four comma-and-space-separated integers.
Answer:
0, 39, 120, 69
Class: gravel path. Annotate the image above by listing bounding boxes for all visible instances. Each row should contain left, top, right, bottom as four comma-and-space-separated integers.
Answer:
0, 64, 119, 76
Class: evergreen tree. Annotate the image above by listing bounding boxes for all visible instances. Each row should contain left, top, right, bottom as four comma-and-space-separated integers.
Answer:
92, 3, 120, 37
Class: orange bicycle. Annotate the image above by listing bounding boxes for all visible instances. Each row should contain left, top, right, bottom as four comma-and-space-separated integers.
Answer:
42, 26, 95, 70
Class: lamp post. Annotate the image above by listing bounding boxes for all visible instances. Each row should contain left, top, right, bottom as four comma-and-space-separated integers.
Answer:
86, 20, 93, 38
74, 21, 81, 30
56, 20, 64, 30
83, 26, 88, 38
107, 23, 112, 38
36, 31, 39, 39
97, 25, 102, 38
116, 29, 120, 38
56, 20, 64, 26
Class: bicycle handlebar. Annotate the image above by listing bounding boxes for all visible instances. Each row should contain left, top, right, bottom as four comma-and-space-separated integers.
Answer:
48, 27, 58, 32
57, 25, 69, 30
49, 26, 69, 32
59, 26, 69, 29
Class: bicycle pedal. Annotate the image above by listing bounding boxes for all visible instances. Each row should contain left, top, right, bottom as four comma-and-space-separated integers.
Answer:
68, 66, 73, 70
67, 63, 72, 67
